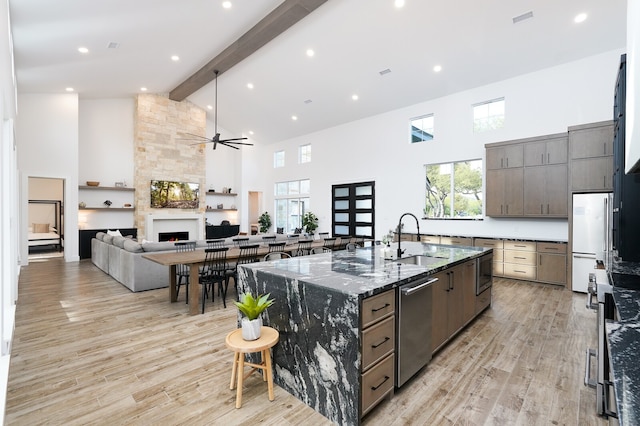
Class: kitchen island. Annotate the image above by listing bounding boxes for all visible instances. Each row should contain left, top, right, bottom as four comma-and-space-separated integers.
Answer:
237, 242, 492, 425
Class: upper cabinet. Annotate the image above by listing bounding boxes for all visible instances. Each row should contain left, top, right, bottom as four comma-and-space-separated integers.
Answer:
568, 121, 614, 192
486, 144, 523, 169
486, 133, 568, 218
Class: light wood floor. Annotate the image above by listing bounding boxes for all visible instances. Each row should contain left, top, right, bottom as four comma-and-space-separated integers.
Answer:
5, 258, 607, 425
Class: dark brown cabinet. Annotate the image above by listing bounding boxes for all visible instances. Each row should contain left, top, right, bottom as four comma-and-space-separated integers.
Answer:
569, 121, 614, 192
486, 168, 524, 216
524, 134, 568, 166
523, 164, 568, 216
486, 144, 524, 169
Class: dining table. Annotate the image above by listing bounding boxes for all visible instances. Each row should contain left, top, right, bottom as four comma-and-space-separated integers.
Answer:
142, 238, 354, 315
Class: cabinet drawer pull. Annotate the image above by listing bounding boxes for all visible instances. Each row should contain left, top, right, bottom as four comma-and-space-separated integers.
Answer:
514, 244, 527, 247
371, 336, 390, 349
371, 375, 390, 391
515, 270, 527, 274
371, 303, 390, 313
514, 256, 527, 259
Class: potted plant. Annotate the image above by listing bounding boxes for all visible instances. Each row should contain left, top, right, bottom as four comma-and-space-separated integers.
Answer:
302, 211, 318, 235
234, 292, 275, 340
258, 212, 272, 234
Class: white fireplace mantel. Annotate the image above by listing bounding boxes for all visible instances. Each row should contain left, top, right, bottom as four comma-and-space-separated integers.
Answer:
146, 213, 204, 241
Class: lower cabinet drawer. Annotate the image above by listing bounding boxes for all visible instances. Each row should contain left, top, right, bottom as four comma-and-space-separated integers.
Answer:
361, 353, 394, 417
420, 235, 441, 244
476, 287, 492, 314
361, 290, 395, 328
362, 316, 395, 371
503, 263, 536, 280
504, 250, 536, 265
440, 236, 473, 246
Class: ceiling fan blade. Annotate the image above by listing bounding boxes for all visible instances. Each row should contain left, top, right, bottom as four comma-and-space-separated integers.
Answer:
218, 141, 239, 150
222, 141, 254, 146
219, 137, 249, 142
181, 132, 209, 139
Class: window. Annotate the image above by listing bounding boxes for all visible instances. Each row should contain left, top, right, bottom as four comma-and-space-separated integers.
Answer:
410, 114, 434, 143
274, 150, 285, 168
275, 179, 310, 233
299, 144, 311, 163
473, 98, 504, 132
424, 159, 483, 218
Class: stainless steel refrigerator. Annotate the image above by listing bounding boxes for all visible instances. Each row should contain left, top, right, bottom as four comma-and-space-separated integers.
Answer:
571, 193, 612, 293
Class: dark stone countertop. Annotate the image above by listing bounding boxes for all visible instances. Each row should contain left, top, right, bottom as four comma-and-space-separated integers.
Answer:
606, 268, 640, 425
243, 241, 490, 298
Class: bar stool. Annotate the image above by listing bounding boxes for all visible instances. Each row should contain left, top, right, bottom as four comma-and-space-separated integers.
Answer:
225, 326, 279, 408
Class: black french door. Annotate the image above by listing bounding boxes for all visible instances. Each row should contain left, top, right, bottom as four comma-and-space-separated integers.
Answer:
331, 181, 375, 239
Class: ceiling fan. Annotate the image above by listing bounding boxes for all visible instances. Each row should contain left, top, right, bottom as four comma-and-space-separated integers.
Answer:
179, 70, 253, 150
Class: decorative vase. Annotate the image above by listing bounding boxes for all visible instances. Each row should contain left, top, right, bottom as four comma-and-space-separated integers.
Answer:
241, 317, 262, 340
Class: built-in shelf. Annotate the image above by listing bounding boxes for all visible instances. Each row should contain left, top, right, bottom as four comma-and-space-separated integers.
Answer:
79, 185, 135, 192
206, 191, 237, 196
79, 207, 134, 211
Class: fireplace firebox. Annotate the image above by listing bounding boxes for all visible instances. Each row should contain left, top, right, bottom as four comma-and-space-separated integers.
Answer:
159, 231, 189, 242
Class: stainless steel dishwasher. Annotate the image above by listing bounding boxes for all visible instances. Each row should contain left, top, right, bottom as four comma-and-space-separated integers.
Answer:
396, 274, 438, 387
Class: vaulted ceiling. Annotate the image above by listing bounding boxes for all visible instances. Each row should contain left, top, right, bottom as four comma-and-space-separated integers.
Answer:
9, 0, 627, 144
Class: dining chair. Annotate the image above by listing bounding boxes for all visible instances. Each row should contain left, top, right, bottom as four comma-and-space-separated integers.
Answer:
322, 237, 336, 250
263, 252, 292, 261
295, 239, 314, 256
199, 247, 230, 313
346, 242, 358, 252
175, 241, 197, 304
287, 234, 300, 245
318, 232, 330, 240
262, 235, 276, 245
268, 241, 286, 253
310, 247, 331, 255
232, 237, 250, 247
206, 239, 225, 249
227, 244, 260, 297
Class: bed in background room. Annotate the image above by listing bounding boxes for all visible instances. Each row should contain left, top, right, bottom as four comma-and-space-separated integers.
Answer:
28, 200, 63, 253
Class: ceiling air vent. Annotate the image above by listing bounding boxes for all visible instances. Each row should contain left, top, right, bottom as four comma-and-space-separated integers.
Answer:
107, 41, 120, 49
512, 11, 534, 24
304, 99, 312, 104
379, 68, 391, 76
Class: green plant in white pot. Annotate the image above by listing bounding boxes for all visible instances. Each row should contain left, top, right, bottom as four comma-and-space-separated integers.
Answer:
302, 211, 318, 235
235, 293, 275, 340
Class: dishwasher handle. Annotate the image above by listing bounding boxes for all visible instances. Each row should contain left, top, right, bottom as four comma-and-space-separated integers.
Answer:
401, 277, 438, 296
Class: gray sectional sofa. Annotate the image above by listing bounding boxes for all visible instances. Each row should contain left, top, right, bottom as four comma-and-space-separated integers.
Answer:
91, 232, 292, 292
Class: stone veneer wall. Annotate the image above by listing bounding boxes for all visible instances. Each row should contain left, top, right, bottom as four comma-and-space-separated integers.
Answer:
133, 93, 207, 239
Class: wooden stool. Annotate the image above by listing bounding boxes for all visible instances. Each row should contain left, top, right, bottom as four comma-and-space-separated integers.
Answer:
225, 326, 279, 408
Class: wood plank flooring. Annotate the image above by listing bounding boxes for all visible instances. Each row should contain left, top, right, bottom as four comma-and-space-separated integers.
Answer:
5, 258, 607, 425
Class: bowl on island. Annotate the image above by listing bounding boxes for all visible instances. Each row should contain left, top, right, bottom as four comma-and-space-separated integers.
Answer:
86, 181, 100, 187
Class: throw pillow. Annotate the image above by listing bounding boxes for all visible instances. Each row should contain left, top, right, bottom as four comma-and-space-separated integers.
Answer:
32, 223, 50, 233
107, 229, 123, 237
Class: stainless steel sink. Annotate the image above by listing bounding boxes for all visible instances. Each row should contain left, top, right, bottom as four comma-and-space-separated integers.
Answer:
395, 255, 444, 266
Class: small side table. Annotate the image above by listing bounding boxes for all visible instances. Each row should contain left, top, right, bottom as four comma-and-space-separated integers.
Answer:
225, 326, 279, 408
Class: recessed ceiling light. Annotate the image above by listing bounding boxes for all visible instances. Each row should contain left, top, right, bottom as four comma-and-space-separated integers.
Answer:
249, 131, 254, 135
140, 87, 147, 92
171, 55, 180, 61
65, 87, 74, 92
291, 115, 298, 121
352, 94, 359, 101
247, 83, 254, 89
222, 1, 232, 9
574, 13, 587, 23
78, 47, 89, 54
394, 0, 405, 8
207, 105, 213, 110
433, 65, 442, 72
306, 49, 315, 57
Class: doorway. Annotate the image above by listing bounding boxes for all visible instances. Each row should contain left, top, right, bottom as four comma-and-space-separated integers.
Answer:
248, 191, 262, 235
28, 177, 65, 259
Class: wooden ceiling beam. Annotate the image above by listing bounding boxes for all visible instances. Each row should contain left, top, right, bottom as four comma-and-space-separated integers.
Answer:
169, 0, 327, 102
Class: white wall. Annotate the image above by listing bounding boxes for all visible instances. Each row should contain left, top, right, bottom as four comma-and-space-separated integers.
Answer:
16, 94, 79, 262
254, 49, 625, 242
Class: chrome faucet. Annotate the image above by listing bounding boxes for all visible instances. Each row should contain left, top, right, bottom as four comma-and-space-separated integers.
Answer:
397, 212, 421, 259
